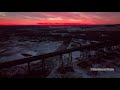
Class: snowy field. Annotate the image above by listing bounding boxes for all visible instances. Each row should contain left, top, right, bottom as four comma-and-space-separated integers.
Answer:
0, 40, 63, 63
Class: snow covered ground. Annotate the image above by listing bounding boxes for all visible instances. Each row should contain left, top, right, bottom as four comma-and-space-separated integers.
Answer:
1, 28, 120, 77
47, 39, 120, 78
48, 51, 120, 78
0, 40, 63, 63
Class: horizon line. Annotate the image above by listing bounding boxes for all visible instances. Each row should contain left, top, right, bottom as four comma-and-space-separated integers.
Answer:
0, 23, 120, 26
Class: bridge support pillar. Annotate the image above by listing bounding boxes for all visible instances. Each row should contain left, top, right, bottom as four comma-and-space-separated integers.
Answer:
59, 54, 63, 69
28, 62, 31, 72
67, 52, 73, 67
58, 53, 73, 73
42, 59, 46, 71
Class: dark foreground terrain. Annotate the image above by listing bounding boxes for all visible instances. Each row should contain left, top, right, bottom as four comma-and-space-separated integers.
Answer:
0, 24, 120, 78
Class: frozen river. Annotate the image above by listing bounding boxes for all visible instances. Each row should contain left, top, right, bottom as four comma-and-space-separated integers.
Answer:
0, 40, 63, 63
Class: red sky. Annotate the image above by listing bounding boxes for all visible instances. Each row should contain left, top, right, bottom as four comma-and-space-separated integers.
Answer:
0, 12, 120, 25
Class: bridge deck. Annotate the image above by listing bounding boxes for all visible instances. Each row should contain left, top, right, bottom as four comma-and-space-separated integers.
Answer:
0, 41, 118, 69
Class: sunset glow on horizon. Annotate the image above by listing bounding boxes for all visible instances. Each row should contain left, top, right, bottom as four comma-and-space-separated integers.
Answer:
0, 12, 120, 25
